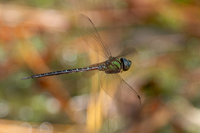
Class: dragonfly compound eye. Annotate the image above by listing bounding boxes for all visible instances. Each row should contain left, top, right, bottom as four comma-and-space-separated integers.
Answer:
121, 58, 131, 71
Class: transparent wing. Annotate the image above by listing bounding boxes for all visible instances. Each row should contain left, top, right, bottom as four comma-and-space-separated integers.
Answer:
100, 72, 141, 107
116, 47, 138, 59
82, 69, 98, 78
77, 14, 112, 58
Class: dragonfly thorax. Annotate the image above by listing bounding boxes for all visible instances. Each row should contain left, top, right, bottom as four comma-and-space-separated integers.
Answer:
120, 58, 131, 71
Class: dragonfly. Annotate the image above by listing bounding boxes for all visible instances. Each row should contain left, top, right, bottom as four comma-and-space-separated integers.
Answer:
22, 14, 141, 106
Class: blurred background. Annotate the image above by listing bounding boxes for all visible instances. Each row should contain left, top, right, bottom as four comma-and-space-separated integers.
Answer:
1, 0, 200, 133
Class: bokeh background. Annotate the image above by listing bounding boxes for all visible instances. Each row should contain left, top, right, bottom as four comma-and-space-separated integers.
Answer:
1, 0, 200, 133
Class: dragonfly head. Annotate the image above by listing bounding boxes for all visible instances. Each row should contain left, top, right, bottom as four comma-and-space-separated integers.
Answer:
121, 58, 131, 71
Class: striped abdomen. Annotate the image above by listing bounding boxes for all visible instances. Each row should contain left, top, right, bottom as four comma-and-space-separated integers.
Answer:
21, 66, 99, 80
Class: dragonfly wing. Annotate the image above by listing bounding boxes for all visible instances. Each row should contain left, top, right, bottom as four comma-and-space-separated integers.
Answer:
77, 14, 112, 58
100, 72, 141, 107
82, 70, 98, 78
116, 47, 138, 59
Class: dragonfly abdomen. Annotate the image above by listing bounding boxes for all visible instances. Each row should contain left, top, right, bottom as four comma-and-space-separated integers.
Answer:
21, 66, 99, 80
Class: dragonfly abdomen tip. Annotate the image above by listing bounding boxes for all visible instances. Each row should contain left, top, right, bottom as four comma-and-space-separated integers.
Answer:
21, 76, 32, 80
